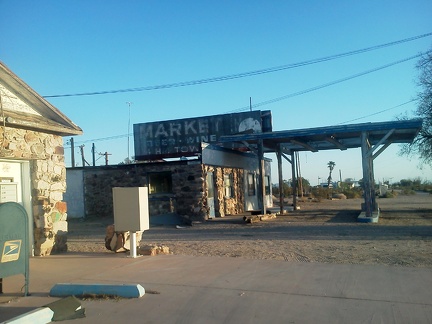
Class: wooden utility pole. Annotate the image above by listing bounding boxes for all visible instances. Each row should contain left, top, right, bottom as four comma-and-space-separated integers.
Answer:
99, 152, 111, 166
79, 145, 90, 167
92, 143, 96, 166
70, 137, 75, 167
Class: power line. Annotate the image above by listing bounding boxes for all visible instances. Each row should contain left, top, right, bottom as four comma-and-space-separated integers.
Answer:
64, 50, 429, 147
65, 133, 130, 147
227, 51, 431, 113
65, 98, 418, 148
336, 99, 417, 125
44, 32, 432, 98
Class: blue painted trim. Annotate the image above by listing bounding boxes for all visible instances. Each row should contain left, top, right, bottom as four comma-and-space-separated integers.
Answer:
49, 283, 145, 298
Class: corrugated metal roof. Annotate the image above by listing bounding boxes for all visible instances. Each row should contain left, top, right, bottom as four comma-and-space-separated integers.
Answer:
220, 119, 422, 153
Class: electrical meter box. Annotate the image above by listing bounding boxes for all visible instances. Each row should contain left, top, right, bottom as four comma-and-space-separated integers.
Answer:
112, 187, 149, 232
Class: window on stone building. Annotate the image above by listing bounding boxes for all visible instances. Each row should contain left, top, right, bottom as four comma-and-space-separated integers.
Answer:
224, 173, 234, 198
265, 175, 271, 195
149, 172, 172, 194
247, 173, 255, 196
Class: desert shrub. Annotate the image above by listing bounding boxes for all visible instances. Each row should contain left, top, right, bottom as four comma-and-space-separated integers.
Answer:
332, 193, 347, 199
401, 189, 416, 195
310, 187, 329, 199
380, 191, 396, 198
341, 188, 363, 199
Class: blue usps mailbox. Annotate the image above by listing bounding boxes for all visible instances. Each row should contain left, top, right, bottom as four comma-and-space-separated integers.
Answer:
0, 202, 30, 296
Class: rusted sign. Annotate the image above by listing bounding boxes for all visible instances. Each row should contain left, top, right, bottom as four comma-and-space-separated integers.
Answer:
134, 111, 271, 160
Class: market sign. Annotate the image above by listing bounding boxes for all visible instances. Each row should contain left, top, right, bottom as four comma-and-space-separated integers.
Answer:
134, 111, 271, 160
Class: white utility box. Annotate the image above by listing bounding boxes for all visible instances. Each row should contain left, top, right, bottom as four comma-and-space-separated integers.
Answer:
112, 187, 149, 232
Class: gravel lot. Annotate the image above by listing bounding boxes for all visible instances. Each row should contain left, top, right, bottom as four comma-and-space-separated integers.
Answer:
67, 193, 432, 267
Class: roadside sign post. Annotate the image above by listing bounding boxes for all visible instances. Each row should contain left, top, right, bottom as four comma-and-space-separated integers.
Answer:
112, 187, 149, 258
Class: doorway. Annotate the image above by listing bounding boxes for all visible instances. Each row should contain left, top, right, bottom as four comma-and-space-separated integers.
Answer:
206, 172, 215, 219
0, 159, 32, 252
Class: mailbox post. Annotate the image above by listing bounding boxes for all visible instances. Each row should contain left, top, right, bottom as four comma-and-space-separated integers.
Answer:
0, 202, 30, 296
112, 187, 150, 258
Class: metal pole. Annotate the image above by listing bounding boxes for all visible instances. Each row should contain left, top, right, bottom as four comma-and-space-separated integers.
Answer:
92, 143, 96, 166
130, 231, 137, 258
70, 137, 75, 167
291, 151, 297, 210
258, 139, 266, 214
277, 145, 284, 215
126, 102, 133, 163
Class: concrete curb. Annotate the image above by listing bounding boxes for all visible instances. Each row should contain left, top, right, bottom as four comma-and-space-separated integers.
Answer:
49, 283, 145, 298
1, 307, 54, 324
357, 211, 380, 223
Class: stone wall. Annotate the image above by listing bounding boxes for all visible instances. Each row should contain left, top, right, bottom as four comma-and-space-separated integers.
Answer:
81, 162, 206, 220
0, 127, 67, 256
204, 166, 244, 217
172, 163, 206, 220
71, 161, 245, 222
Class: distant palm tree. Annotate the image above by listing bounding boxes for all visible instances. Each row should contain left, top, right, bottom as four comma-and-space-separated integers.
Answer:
327, 161, 336, 198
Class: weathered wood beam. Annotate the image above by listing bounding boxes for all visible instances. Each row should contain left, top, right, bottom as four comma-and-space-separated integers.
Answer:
0, 113, 82, 136
281, 152, 292, 164
277, 145, 284, 215
291, 151, 297, 210
258, 139, 266, 215
372, 142, 392, 160
290, 139, 318, 152
325, 136, 347, 150
366, 128, 395, 158
241, 141, 258, 154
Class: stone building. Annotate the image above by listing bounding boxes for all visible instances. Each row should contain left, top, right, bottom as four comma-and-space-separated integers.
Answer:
0, 62, 82, 256
66, 111, 273, 222
65, 143, 272, 222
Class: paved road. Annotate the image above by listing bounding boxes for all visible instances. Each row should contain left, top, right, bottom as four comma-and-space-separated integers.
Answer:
1, 254, 432, 323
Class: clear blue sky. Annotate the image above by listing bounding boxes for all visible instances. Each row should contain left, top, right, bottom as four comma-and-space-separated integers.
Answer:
1, 1, 432, 185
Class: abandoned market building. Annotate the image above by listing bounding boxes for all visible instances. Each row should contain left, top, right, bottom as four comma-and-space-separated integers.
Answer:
65, 111, 274, 223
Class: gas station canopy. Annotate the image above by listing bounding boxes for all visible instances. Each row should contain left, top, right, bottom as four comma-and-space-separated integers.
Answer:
220, 119, 422, 154
219, 118, 423, 221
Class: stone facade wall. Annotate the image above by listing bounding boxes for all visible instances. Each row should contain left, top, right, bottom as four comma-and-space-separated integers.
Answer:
0, 127, 67, 256
74, 161, 245, 222
83, 165, 148, 218
204, 165, 244, 217
81, 162, 206, 220
172, 163, 206, 220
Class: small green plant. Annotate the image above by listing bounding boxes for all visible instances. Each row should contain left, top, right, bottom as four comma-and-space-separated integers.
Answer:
341, 188, 362, 199
311, 187, 328, 199
380, 191, 396, 198
401, 189, 416, 195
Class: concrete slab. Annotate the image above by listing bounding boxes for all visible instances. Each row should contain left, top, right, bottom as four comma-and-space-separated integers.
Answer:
358, 211, 380, 223
1, 307, 53, 324
1, 254, 431, 323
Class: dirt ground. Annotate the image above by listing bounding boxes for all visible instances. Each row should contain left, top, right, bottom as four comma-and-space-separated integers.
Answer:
67, 193, 432, 267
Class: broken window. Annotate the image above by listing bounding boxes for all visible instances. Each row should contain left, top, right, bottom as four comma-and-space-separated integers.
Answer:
148, 172, 172, 194
247, 173, 256, 196
224, 173, 234, 198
